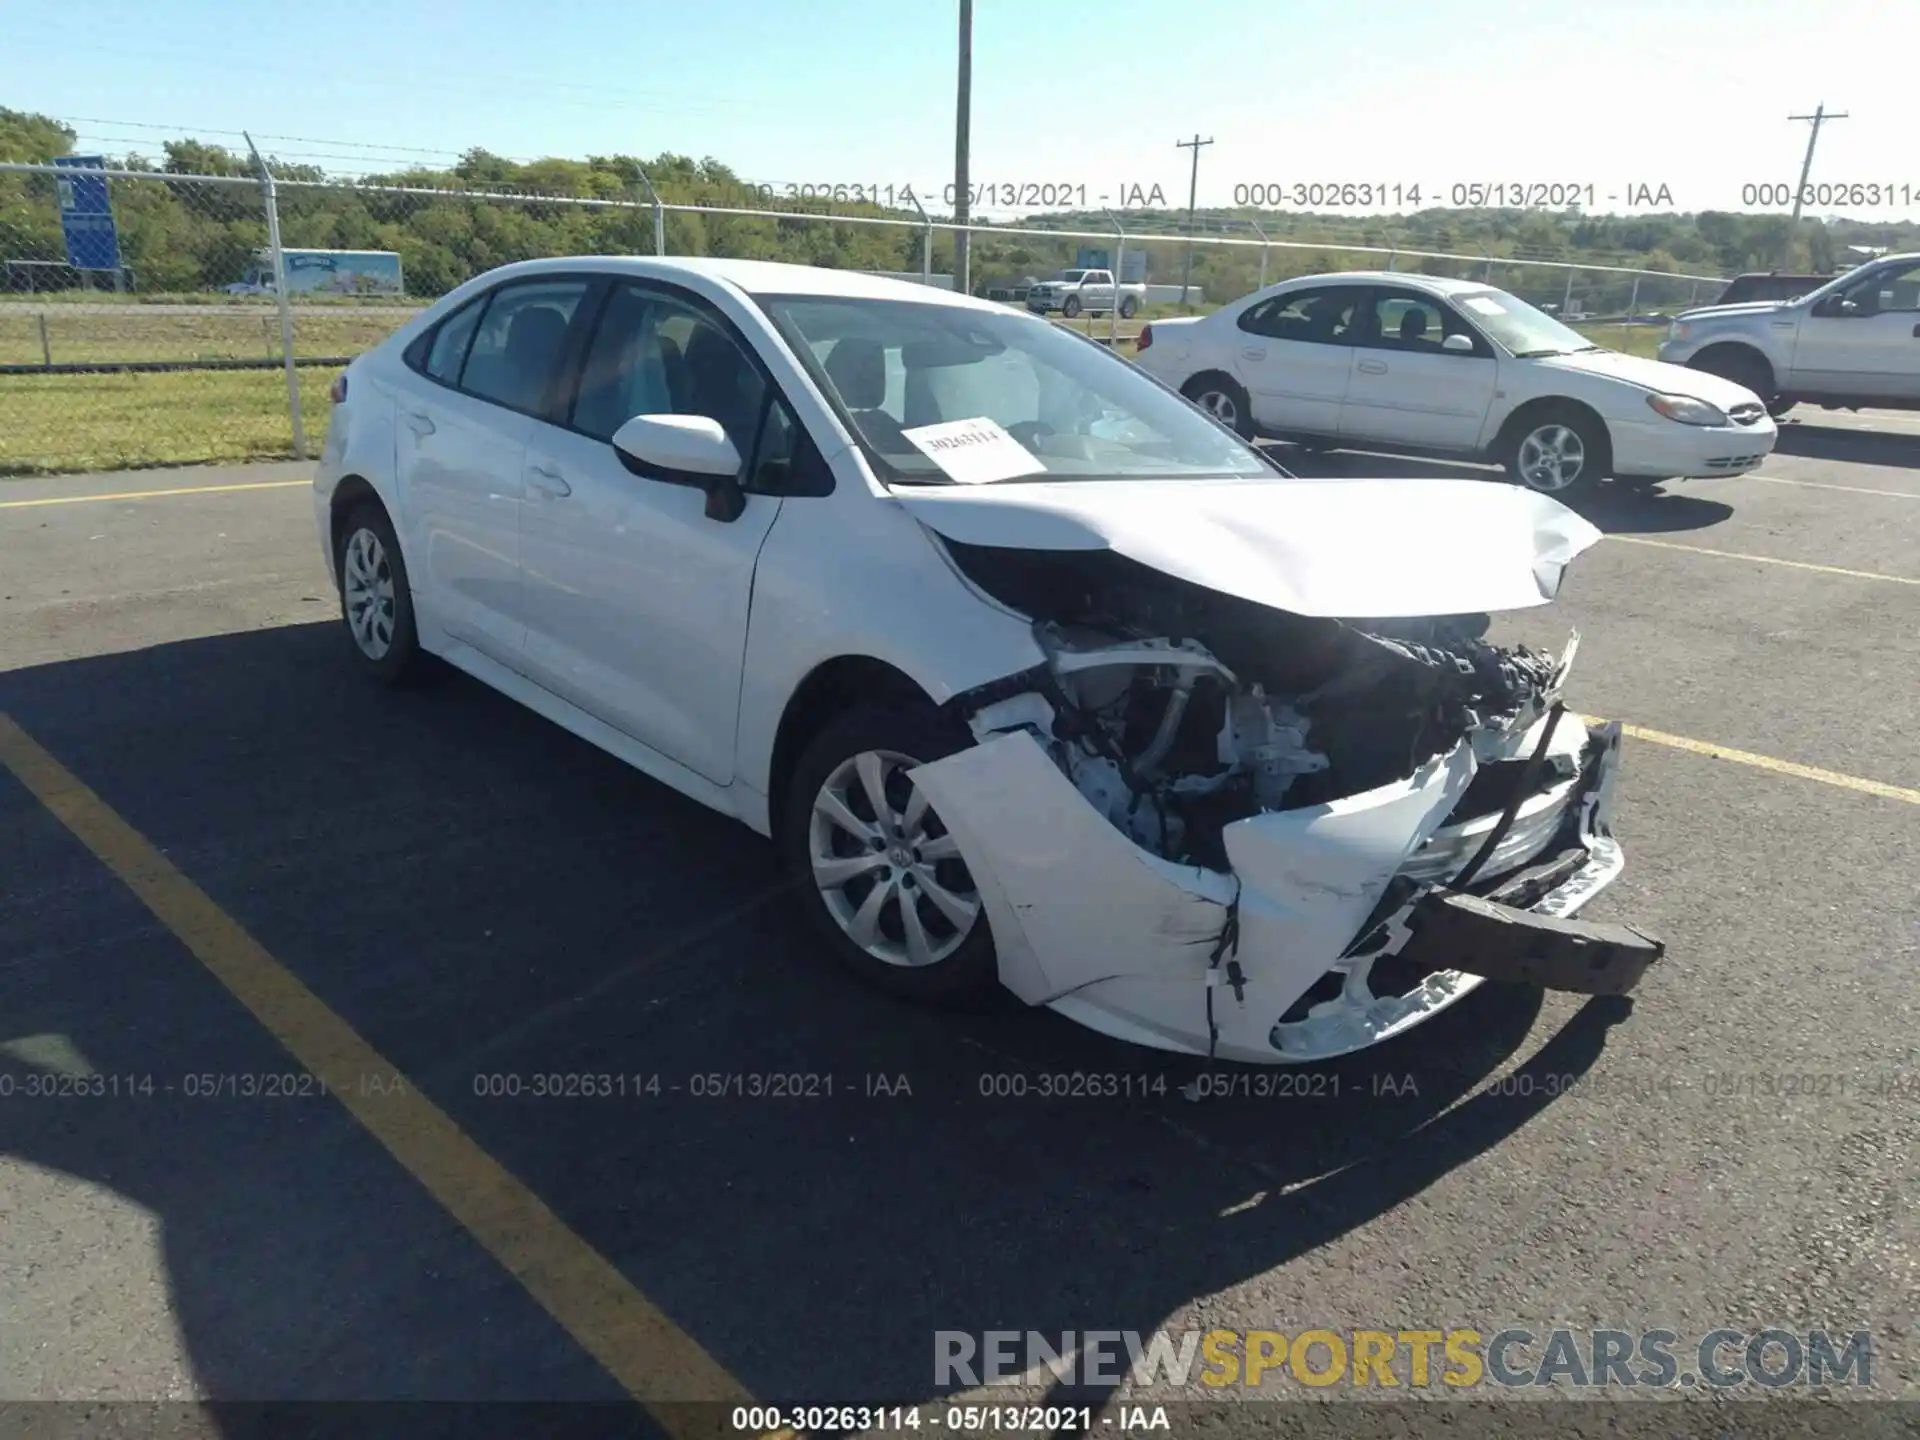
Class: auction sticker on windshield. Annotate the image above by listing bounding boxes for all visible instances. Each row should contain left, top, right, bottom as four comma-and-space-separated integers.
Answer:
1463, 296, 1507, 315
901, 417, 1048, 484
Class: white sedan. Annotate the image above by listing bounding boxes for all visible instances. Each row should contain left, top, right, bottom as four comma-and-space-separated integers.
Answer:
1132, 271, 1777, 494
316, 256, 1662, 1066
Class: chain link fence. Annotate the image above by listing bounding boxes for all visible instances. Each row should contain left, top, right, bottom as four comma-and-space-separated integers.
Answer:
1, 161, 1728, 476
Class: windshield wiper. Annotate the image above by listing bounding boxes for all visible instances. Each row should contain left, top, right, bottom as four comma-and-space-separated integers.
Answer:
1511, 348, 1566, 358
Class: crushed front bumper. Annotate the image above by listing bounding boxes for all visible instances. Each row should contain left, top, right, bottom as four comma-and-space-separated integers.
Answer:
908, 715, 1652, 1066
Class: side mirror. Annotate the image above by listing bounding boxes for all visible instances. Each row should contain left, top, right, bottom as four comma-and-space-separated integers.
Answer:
1441, 332, 1476, 353
611, 414, 746, 522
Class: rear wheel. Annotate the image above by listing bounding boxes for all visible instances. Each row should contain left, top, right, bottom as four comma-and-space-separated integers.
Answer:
335, 502, 424, 684
1119, 295, 1139, 319
1181, 372, 1254, 440
780, 704, 999, 1006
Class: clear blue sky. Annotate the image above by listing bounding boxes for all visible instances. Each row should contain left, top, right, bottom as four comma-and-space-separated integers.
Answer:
6, 0, 1916, 218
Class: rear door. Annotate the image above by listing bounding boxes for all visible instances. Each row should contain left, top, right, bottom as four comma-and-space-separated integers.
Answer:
1339, 287, 1498, 450
391, 276, 593, 661
1230, 285, 1365, 435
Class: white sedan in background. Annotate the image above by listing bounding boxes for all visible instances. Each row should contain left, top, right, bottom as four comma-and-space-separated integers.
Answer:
1132, 271, 1777, 495
316, 256, 1662, 1067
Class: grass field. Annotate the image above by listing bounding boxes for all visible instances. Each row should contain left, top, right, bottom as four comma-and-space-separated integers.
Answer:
0, 307, 416, 366
0, 369, 336, 476
0, 303, 1665, 476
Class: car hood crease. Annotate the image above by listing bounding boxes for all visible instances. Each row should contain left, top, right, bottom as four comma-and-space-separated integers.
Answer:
893, 476, 1603, 619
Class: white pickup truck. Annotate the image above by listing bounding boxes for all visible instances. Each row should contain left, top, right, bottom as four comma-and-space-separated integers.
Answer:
1024, 268, 1145, 320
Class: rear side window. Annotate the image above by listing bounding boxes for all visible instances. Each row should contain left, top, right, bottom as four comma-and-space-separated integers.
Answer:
423, 297, 485, 384
1239, 287, 1362, 344
459, 280, 591, 415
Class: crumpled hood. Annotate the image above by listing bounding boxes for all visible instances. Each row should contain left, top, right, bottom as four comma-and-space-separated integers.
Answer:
1539, 349, 1763, 408
895, 476, 1602, 619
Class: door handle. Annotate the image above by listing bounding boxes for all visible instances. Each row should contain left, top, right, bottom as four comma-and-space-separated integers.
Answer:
1357, 359, 1389, 374
526, 464, 572, 498
1240, 347, 1266, 361
404, 410, 435, 436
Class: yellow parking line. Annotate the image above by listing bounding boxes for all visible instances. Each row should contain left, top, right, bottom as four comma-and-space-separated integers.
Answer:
1587, 716, 1920, 805
1605, 534, 1917, 585
0, 713, 758, 1431
0, 480, 309, 510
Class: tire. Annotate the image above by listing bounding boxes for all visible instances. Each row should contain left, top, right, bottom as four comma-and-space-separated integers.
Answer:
335, 501, 424, 684
1502, 403, 1610, 496
1119, 295, 1138, 319
1767, 397, 1797, 419
1062, 295, 1082, 319
1181, 372, 1254, 440
779, 703, 1000, 1006
1689, 347, 1775, 405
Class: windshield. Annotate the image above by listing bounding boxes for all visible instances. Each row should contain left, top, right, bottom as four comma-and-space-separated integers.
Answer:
759, 294, 1275, 485
1451, 288, 1598, 357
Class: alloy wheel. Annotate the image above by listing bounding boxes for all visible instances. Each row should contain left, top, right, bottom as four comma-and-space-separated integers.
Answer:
342, 526, 398, 660
808, 749, 980, 968
1196, 389, 1238, 428
1516, 423, 1586, 492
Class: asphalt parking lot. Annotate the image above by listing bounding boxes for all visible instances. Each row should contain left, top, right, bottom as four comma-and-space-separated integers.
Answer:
1, 410, 1916, 1437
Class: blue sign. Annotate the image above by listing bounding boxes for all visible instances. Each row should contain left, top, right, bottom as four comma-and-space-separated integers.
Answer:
1075, 246, 1110, 271
53, 155, 122, 273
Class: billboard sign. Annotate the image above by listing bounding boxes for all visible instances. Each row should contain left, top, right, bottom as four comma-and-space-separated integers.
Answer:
1119, 250, 1146, 284
1075, 246, 1110, 271
53, 155, 121, 273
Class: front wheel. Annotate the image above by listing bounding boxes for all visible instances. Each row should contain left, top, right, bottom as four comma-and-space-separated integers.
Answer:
1504, 405, 1609, 496
1689, 347, 1776, 407
780, 704, 999, 1006
1062, 295, 1082, 319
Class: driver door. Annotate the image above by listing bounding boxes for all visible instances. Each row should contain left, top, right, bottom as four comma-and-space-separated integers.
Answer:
1787, 261, 1920, 399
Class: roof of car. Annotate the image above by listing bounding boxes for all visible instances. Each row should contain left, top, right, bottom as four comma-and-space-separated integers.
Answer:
1259, 270, 1491, 295
467, 254, 999, 309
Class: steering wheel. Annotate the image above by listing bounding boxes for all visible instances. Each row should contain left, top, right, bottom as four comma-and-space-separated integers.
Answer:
1006, 420, 1056, 447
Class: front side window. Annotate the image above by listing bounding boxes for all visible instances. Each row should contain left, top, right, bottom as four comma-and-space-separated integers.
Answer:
1360, 291, 1486, 355
1844, 261, 1920, 314
760, 294, 1274, 485
571, 282, 767, 459
459, 279, 589, 414
1238, 287, 1364, 345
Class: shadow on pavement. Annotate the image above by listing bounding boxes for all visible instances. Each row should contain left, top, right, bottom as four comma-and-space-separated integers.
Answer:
1773, 420, 1920, 471
0, 621, 1633, 1413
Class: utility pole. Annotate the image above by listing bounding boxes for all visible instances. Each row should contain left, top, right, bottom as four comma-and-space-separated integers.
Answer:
1787, 103, 1847, 226
1176, 133, 1213, 306
951, 0, 974, 297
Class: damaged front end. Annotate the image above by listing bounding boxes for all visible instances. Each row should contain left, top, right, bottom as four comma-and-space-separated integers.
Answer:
908, 541, 1663, 1065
